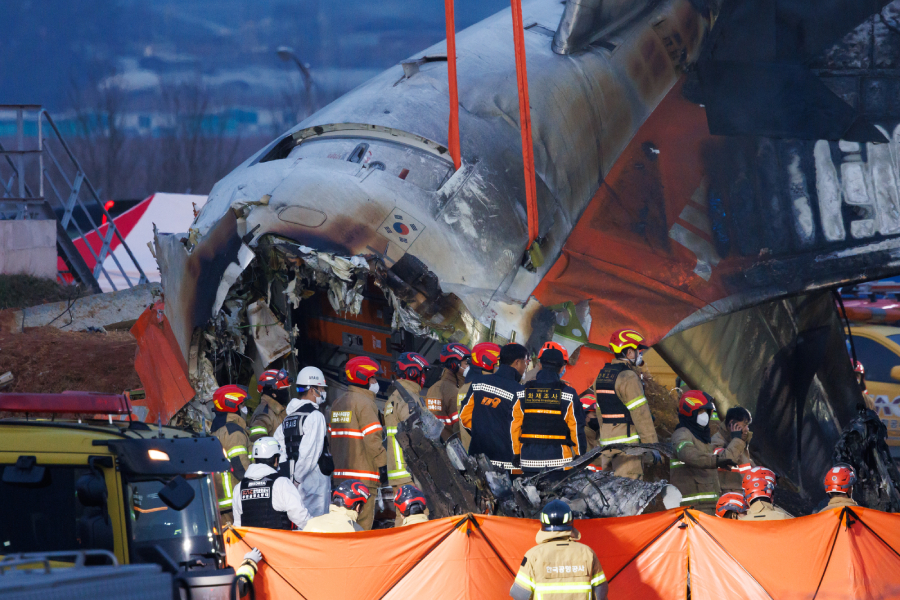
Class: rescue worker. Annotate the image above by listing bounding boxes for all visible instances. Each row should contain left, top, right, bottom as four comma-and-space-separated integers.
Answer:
460, 343, 528, 472
384, 352, 428, 487
302, 480, 370, 533
854, 360, 877, 411
715, 492, 749, 519
511, 348, 581, 475
711, 406, 754, 493
235, 548, 263, 597
393, 484, 429, 526
523, 341, 569, 384
670, 390, 748, 515
211, 384, 252, 525
425, 342, 471, 439
248, 369, 292, 442
577, 390, 603, 472
384, 352, 429, 526
593, 329, 658, 479
232, 437, 310, 529
274, 366, 330, 518
330, 356, 387, 530
740, 466, 792, 521
818, 463, 859, 512
509, 500, 608, 600
457, 342, 501, 452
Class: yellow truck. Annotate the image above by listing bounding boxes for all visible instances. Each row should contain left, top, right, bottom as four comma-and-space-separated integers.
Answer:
847, 325, 900, 459
0, 391, 241, 597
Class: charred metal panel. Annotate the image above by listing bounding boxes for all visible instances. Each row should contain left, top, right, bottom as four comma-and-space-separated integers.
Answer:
656, 292, 859, 507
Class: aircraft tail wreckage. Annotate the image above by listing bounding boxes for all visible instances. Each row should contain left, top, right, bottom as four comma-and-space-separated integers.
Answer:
153, 0, 900, 514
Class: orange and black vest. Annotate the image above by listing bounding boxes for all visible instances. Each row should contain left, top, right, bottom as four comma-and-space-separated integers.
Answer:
594, 363, 632, 425
520, 381, 573, 445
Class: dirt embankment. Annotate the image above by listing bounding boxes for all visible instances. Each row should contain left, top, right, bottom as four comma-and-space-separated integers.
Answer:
0, 326, 141, 394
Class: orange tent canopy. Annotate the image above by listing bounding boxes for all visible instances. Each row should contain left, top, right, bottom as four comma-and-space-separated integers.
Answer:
225, 507, 900, 600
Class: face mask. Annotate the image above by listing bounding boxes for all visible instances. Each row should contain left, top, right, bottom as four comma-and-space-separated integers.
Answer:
462, 366, 470, 377
368, 380, 380, 394
634, 351, 644, 367
697, 412, 710, 427
561, 367, 566, 377
239, 406, 248, 416
317, 389, 327, 405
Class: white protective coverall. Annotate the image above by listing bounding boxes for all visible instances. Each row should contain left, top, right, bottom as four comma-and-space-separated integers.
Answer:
231, 463, 311, 529
274, 398, 330, 518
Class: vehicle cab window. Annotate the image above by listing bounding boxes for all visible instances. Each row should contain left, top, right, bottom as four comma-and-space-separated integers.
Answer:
853, 336, 900, 382
0, 465, 112, 555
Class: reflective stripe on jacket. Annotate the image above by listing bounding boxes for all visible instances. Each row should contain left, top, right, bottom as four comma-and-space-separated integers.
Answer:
212, 412, 251, 511
512, 530, 605, 600
670, 426, 746, 507
425, 368, 464, 438
384, 379, 420, 484
330, 385, 387, 483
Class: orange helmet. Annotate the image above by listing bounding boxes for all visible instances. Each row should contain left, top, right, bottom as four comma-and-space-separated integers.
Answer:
743, 467, 776, 503
213, 384, 249, 413
539, 341, 569, 363
715, 492, 749, 518
471, 342, 502, 370
678, 390, 714, 418
824, 463, 857, 494
609, 329, 648, 355
345, 356, 381, 386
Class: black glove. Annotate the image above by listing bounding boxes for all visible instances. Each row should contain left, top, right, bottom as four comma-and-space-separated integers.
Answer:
379, 466, 388, 484
731, 430, 743, 440
716, 456, 737, 469
512, 455, 521, 469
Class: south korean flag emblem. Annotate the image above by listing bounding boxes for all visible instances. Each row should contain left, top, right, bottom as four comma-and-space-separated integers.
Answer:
377, 207, 425, 251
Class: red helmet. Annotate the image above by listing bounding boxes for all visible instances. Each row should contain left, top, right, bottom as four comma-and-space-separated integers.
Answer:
715, 492, 749, 518
678, 390, 714, 418
396, 352, 429, 382
853, 360, 865, 376
579, 391, 597, 411
471, 342, 502, 370
609, 329, 648, 355
213, 384, 249, 413
393, 484, 427, 516
439, 343, 471, 365
539, 341, 569, 363
332, 480, 370, 509
743, 467, 776, 503
257, 369, 291, 394
345, 356, 381, 386
824, 463, 857, 494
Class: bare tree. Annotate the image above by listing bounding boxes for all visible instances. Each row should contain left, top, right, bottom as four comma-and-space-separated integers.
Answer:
158, 77, 242, 194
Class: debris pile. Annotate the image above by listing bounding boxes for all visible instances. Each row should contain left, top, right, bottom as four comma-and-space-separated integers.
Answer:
833, 408, 900, 512
394, 382, 676, 518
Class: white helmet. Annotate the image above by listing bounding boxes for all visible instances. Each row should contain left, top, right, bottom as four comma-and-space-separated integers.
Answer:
296, 366, 326, 389
252, 437, 280, 461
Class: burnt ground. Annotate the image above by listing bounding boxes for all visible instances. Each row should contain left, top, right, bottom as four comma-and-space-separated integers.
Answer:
0, 326, 141, 394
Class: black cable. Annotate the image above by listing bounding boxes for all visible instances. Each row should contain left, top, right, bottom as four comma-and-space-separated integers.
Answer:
833, 290, 857, 366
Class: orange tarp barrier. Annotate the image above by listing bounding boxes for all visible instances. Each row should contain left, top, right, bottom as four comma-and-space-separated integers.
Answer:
130, 301, 195, 423
226, 507, 900, 600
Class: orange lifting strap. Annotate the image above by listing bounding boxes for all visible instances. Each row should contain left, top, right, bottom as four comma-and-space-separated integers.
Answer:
510, 0, 539, 246
444, 0, 461, 171
443, 0, 539, 245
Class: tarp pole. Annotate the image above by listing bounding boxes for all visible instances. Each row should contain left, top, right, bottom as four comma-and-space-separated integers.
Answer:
444, 0, 462, 171
510, 0, 539, 246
